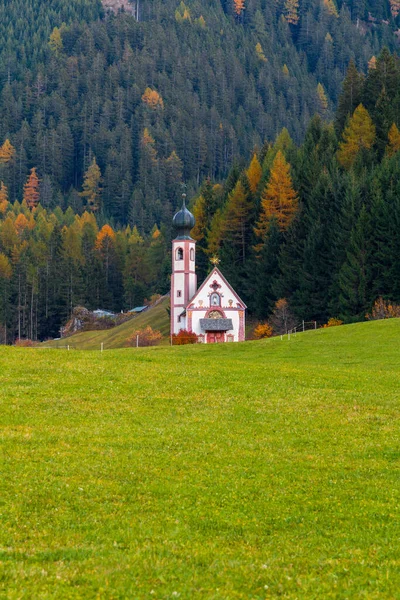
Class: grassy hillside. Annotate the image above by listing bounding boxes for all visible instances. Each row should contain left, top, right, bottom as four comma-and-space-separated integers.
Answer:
2, 319, 400, 598
42, 296, 171, 350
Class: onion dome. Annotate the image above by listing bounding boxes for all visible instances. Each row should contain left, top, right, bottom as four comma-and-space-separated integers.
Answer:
172, 195, 195, 240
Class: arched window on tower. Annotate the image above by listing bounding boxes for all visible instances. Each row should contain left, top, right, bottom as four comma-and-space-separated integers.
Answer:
176, 247, 183, 261
190, 248, 194, 261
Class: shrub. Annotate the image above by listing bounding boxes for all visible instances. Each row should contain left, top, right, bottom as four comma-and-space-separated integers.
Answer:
323, 318, 343, 328
15, 338, 35, 347
127, 326, 163, 347
253, 322, 273, 339
172, 329, 198, 345
366, 297, 400, 320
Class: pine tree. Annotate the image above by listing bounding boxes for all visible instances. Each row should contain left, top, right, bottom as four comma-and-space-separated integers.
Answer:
80, 158, 102, 212
336, 61, 363, 134
246, 153, 262, 194
337, 206, 372, 321
23, 168, 40, 210
255, 151, 298, 235
337, 105, 376, 170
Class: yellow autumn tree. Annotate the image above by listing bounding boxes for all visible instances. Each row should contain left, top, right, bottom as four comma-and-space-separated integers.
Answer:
255, 150, 298, 236
247, 153, 262, 194
317, 83, 328, 112
389, 0, 400, 17
337, 104, 376, 170
255, 42, 267, 62
141, 88, 164, 109
368, 56, 377, 71
282, 64, 289, 76
23, 168, 40, 210
284, 0, 299, 24
49, 26, 63, 55
0, 139, 16, 164
323, 0, 338, 16
0, 182, 8, 214
386, 123, 400, 157
80, 157, 102, 212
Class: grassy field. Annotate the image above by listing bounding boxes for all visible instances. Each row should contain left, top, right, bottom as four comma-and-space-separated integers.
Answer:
42, 297, 171, 350
1, 319, 400, 599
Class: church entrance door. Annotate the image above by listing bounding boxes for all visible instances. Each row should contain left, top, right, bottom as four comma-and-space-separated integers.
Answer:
207, 331, 225, 344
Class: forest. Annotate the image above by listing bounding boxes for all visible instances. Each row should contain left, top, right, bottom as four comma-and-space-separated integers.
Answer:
0, 0, 400, 341
1, 50, 400, 341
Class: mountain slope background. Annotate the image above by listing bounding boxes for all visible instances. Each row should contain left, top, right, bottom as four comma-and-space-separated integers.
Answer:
0, 0, 398, 228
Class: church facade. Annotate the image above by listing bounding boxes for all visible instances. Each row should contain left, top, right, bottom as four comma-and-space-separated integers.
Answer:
170, 199, 246, 343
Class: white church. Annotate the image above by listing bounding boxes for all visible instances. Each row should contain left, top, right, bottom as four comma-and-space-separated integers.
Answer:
170, 198, 246, 343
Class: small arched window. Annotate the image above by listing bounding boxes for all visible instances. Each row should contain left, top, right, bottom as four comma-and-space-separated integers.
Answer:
190, 248, 195, 261
210, 292, 221, 307
176, 247, 183, 261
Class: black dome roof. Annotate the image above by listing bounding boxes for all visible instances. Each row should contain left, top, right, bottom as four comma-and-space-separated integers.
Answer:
172, 197, 195, 240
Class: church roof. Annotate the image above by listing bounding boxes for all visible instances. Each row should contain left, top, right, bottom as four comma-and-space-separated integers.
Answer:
172, 196, 195, 240
200, 318, 233, 331
188, 267, 247, 309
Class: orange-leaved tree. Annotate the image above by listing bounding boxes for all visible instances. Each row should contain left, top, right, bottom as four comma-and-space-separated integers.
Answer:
337, 104, 375, 169
23, 168, 40, 210
233, 0, 245, 16
141, 87, 164, 109
246, 153, 262, 194
255, 150, 298, 238
387, 123, 400, 157
127, 326, 162, 347
96, 224, 116, 283
0, 182, 8, 213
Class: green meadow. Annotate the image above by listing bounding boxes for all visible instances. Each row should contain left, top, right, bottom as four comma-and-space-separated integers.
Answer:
1, 320, 400, 599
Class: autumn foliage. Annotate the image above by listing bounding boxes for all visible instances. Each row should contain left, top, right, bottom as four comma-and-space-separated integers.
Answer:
253, 322, 273, 339
322, 318, 343, 328
337, 104, 376, 169
255, 151, 298, 237
142, 87, 164, 109
172, 329, 199, 345
233, 0, 245, 15
127, 326, 163, 347
366, 298, 400, 320
23, 168, 40, 210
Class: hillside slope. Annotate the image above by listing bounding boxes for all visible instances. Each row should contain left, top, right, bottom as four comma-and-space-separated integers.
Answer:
2, 318, 400, 598
42, 296, 170, 349
0, 0, 397, 226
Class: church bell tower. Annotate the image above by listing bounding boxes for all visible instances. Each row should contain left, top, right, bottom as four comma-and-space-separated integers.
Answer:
171, 195, 197, 335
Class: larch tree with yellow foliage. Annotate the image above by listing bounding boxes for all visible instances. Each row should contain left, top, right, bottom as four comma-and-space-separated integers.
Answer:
255, 150, 298, 237
0, 139, 16, 164
80, 158, 102, 212
247, 153, 262, 194
337, 104, 376, 170
284, 0, 299, 24
387, 123, 400, 156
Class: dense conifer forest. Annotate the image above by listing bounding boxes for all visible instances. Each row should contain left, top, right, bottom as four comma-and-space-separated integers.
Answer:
0, 0, 399, 341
